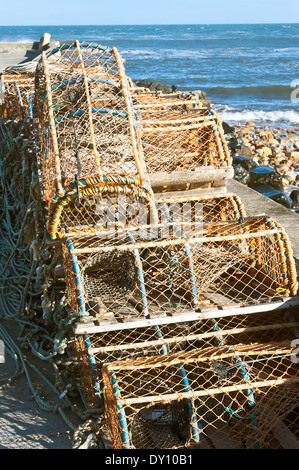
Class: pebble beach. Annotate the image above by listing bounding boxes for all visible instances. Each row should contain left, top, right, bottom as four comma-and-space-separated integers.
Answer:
223, 121, 299, 211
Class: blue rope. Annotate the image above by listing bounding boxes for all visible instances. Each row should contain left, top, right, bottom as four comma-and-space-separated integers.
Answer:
54, 107, 127, 124
52, 76, 118, 91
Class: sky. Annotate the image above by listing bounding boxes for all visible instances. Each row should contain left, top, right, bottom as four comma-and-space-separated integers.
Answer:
1, 0, 298, 25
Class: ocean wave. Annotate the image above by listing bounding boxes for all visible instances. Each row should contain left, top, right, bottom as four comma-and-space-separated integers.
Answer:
123, 48, 213, 58
121, 49, 159, 55
0, 38, 35, 43
208, 85, 294, 99
214, 106, 299, 124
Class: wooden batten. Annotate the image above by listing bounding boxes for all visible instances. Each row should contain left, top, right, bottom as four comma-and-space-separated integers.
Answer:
149, 167, 234, 192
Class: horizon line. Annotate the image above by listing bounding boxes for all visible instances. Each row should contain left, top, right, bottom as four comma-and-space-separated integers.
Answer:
1, 22, 299, 27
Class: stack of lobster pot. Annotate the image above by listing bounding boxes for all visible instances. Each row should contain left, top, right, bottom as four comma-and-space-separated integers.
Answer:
7, 40, 298, 449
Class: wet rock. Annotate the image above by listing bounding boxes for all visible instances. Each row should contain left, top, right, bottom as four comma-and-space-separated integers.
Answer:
254, 185, 293, 208
134, 79, 153, 89
290, 190, 299, 209
179, 90, 206, 100
228, 136, 239, 151
237, 144, 253, 159
148, 80, 174, 94
233, 155, 257, 172
134, 79, 174, 94
249, 165, 284, 191
222, 121, 235, 135
233, 164, 250, 184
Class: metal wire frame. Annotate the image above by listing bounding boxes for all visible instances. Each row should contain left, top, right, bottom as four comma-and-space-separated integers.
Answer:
130, 87, 203, 110
72, 305, 299, 406
155, 192, 246, 222
2, 40, 299, 451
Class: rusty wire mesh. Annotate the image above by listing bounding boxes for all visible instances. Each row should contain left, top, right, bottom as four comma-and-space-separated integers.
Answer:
63, 212, 299, 446
46, 175, 154, 240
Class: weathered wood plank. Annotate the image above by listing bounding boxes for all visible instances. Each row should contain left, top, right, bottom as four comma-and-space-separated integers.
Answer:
73, 298, 299, 334
149, 167, 234, 191
154, 187, 228, 201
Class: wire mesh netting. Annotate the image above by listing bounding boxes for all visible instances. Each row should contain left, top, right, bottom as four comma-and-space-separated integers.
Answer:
46, 175, 154, 240
155, 192, 246, 222
75, 309, 299, 368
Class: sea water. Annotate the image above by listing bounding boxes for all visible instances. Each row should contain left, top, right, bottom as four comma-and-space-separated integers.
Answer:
0, 23, 298, 125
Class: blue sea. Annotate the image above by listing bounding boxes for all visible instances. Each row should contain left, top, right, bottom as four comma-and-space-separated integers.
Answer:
0, 24, 299, 126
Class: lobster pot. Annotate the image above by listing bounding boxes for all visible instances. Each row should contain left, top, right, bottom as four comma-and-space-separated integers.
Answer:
72, 307, 299, 411
131, 88, 203, 111
74, 308, 299, 369
0, 102, 35, 178
0, 72, 35, 119
48, 186, 245, 240
62, 216, 298, 321
155, 192, 246, 226
34, 41, 147, 205
102, 342, 299, 449
132, 91, 231, 173
47, 176, 154, 240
